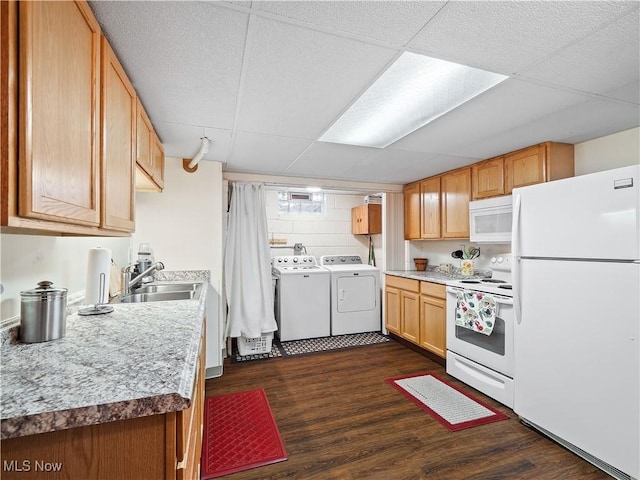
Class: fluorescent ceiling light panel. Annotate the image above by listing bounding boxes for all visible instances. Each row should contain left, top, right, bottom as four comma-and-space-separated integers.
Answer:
319, 52, 508, 148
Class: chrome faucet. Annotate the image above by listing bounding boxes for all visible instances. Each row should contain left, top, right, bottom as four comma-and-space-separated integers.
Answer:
121, 261, 165, 296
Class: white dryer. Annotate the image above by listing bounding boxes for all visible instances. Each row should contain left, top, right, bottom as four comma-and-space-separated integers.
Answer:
272, 255, 330, 341
320, 255, 381, 336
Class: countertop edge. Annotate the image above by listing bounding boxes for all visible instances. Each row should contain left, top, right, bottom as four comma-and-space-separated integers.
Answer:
384, 269, 490, 284
1, 393, 190, 440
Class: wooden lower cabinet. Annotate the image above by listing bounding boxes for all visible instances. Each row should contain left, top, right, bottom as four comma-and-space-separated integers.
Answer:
385, 275, 446, 359
419, 282, 446, 358
1, 328, 206, 480
385, 275, 420, 342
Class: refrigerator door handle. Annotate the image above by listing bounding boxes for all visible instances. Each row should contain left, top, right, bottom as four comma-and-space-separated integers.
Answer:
512, 193, 522, 324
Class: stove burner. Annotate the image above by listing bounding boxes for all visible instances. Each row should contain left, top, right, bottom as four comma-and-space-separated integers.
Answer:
460, 280, 481, 284
483, 279, 506, 284
498, 285, 512, 290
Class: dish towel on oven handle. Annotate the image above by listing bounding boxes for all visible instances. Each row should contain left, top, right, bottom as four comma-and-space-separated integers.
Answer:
455, 290, 496, 336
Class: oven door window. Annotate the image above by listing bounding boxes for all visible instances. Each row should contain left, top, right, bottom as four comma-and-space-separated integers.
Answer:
454, 316, 505, 355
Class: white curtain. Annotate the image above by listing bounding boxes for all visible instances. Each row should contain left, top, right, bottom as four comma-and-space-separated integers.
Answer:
224, 182, 277, 338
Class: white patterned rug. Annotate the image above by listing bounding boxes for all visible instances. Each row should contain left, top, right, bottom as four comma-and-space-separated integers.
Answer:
385, 372, 508, 431
232, 332, 391, 363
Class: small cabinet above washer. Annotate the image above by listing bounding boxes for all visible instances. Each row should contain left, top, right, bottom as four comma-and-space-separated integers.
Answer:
352, 204, 381, 235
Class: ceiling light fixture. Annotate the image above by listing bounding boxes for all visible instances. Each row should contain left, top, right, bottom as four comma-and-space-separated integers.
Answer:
183, 137, 210, 173
318, 52, 508, 148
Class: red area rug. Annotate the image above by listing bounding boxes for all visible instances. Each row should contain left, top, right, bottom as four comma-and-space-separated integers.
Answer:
201, 388, 287, 479
385, 372, 508, 431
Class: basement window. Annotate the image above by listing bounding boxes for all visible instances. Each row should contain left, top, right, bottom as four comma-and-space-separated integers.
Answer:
278, 191, 325, 214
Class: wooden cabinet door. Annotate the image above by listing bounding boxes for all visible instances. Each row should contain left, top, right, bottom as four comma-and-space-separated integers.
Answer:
19, 1, 101, 226
420, 176, 440, 239
136, 97, 153, 176
352, 204, 381, 235
385, 287, 401, 335
401, 290, 420, 345
403, 182, 420, 240
472, 156, 504, 199
101, 37, 135, 232
419, 295, 446, 358
441, 167, 471, 238
351, 205, 365, 234
504, 144, 545, 193
151, 132, 165, 191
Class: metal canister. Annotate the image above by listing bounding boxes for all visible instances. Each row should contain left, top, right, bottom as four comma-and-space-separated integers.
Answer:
20, 281, 68, 343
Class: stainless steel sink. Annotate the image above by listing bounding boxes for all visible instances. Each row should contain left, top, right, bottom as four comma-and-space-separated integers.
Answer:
117, 282, 203, 303
135, 283, 201, 294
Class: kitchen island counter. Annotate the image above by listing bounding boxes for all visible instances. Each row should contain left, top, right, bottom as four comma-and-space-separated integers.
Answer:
0, 271, 209, 440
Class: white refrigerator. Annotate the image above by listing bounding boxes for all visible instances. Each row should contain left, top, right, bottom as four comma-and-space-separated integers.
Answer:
512, 165, 639, 480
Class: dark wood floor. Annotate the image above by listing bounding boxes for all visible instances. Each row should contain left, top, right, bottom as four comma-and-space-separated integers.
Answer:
205, 341, 610, 480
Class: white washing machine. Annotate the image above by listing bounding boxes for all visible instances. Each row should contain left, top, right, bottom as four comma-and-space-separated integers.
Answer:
271, 255, 330, 341
320, 255, 381, 336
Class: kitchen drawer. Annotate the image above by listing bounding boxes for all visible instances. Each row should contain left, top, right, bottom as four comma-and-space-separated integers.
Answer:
385, 275, 419, 293
420, 281, 446, 299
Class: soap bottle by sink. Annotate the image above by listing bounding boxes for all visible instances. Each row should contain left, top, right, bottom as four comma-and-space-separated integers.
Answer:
135, 243, 155, 284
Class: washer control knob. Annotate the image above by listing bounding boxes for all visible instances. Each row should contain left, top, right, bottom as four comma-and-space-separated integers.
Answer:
293, 257, 299, 263
340, 257, 346, 262
497, 256, 504, 263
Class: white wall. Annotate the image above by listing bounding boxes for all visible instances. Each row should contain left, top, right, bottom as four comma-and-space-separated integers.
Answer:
408, 240, 511, 272
133, 158, 224, 294
0, 234, 130, 324
575, 127, 640, 175
266, 190, 380, 262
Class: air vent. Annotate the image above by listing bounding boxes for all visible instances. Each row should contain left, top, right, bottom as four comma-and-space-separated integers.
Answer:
288, 192, 312, 202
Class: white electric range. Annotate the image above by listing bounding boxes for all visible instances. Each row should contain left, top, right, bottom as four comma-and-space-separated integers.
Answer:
445, 254, 515, 408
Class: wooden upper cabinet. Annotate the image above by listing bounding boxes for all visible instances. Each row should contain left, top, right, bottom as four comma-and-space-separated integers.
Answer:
351, 204, 381, 235
420, 176, 440, 239
101, 37, 135, 232
504, 142, 574, 194
403, 182, 421, 240
151, 132, 165, 191
472, 156, 504, 199
18, 1, 101, 226
441, 167, 471, 238
504, 144, 545, 193
136, 97, 153, 176
135, 99, 164, 192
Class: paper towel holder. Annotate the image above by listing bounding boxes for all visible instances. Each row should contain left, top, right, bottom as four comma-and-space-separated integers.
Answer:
78, 273, 114, 316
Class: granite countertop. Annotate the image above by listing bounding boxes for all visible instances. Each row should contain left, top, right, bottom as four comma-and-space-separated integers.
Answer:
0, 271, 209, 440
385, 267, 490, 284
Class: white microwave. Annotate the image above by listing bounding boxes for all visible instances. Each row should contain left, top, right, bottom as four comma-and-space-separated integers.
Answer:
469, 195, 512, 244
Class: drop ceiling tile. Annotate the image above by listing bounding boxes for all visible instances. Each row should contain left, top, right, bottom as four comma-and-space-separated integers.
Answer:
519, 9, 640, 97
226, 132, 313, 174
408, 1, 637, 74
90, 2, 248, 129
236, 16, 398, 139
283, 142, 379, 178
391, 78, 591, 157
252, 1, 445, 46
341, 150, 477, 184
603, 81, 640, 105
456, 96, 640, 158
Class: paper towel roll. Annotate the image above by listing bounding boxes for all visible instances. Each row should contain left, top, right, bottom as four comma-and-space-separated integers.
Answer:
85, 248, 112, 305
